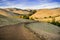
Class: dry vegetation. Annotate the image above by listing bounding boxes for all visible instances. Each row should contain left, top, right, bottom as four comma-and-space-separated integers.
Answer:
29, 8, 60, 22
0, 8, 60, 40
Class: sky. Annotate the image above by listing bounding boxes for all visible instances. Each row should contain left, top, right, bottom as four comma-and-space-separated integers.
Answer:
0, 0, 60, 9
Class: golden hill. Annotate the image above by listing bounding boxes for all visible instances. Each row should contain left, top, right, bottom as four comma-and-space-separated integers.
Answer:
29, 8, 60, 22
0, 8, 36, 19
4, 8, 30, 15
0, 8, 32, 18
0, 8, 60, 22
0, 8, 19, 18
0, 9, 12, 17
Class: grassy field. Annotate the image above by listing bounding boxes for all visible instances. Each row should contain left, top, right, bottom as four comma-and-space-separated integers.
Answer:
0, 14, 36, 26
25, 22, 60, 40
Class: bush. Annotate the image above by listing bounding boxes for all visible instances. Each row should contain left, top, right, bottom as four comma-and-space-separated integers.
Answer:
29, 10, 37, 16
44, 17, 47, 18
49, 16, 52, 18
30, 17, 34, 20
50, 21, 60, 27
23, 15, 29, 19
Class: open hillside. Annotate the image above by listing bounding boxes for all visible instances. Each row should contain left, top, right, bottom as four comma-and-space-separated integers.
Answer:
0, 14, 35, 26
4, 8, 30, 15
0, 8, 36, 19
0, 14, 20, 26
30, 8, 60, 22
25, 22, 60, 40
0, 8, 22, 18
0, 8, 60, 40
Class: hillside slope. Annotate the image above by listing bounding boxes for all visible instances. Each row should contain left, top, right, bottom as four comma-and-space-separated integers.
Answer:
0, 8, 36, 19
0, 15, 20, 26
0, 14, 36, 26
0, 9, 16, 17
30, 8, 60, 22
4, 8, 31, 15
26, 22, 60, 40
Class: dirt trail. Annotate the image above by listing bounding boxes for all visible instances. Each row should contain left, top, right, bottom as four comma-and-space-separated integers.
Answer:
0, 23, 40, 40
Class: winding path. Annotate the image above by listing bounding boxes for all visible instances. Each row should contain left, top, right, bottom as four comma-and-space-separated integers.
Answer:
0, 23, 40, 40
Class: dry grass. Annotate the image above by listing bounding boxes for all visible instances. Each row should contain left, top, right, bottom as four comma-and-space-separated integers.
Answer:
30, 8, 60, 22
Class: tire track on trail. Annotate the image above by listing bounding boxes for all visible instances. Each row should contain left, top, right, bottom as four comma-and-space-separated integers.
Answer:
0, 22, 40, 40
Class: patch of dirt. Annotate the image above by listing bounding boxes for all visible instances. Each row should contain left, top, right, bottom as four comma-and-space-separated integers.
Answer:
0, 23, 40, 40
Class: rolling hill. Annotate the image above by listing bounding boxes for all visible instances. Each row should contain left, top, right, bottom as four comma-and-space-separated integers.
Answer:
0, 8, 21, 18
4, 8, 30, 15
29, 8, 60, 22
0, 8, 36, 19
0, 8, 60, 40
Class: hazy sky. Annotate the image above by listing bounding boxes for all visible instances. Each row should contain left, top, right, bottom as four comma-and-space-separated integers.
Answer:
0, 0, 60, 9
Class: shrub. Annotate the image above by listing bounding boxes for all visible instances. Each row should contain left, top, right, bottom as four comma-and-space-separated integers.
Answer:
49, 16, 52, 18
50, 21, 60, 27
30, 18, 34, 20
44, 17, 47, 18
23, 15, 29, 19
29, 10, 37, 16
